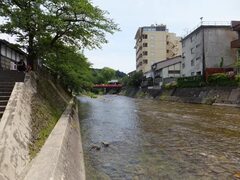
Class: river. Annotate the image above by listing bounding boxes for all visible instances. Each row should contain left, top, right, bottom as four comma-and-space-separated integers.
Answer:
78, 95, 240, 179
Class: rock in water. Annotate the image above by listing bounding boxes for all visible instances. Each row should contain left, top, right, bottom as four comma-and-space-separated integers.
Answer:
90, 145, 101, 151
101, 141, 110, 147
234, 172, 240, 179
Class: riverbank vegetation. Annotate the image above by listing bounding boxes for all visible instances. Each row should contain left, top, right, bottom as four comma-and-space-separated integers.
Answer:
122, 71, 143, 88
29, 74, 71, 158
176, 73, 240, 89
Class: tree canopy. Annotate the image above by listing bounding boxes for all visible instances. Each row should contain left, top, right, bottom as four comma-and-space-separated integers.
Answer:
44, 44, 93, 92
0, 0, 119, 68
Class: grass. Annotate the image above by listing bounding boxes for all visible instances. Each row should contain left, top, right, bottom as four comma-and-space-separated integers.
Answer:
29, 75, 70, 159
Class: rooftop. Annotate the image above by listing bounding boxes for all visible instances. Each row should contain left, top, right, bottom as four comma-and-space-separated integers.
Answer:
135, 24, 168, 39
152, 56, 182, 70
0, 39, 26, 55
182, 21, 231, 41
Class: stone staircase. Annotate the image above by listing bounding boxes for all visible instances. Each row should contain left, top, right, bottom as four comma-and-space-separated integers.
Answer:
0, 70, 25, 120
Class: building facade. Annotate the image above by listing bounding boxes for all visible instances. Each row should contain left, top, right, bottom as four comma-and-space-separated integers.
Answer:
152, 56, 182, 87
135, 25, 182, 73
0, 39, 26, 70
231, 21, 240, 49
181, 24, 238, 77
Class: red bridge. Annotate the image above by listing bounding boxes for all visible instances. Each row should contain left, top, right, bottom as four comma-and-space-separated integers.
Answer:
93, 84, 123, 88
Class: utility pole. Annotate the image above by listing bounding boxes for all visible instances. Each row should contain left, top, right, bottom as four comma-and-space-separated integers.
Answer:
202, 25, 206, 81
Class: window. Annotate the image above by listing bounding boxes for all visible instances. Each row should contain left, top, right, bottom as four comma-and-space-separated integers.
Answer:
195, 32, 199, 38
182, 52, 185, 58
191, 72, 195, 76
191, 59, 194, 66
191, 48, 194, 54
182, 63, 185, 69
168, 70, 180, 74
143, 51, 148, 56
196, 71, 201, 75
182, 41, 185, 47
196, 57, 201, 61
142, 34, 148, 39
191, 36, 194, 42
143, 59, 148, 64
143, 43, 148, 47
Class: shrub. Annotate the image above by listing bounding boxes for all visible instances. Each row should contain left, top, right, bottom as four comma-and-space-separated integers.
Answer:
177, 76, 205, 88
207, 73, 237, 86
235, 74, 240, 82
163, 81, 177, 90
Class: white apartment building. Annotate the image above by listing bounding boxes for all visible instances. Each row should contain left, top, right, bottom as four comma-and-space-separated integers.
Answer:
135, 24, 182, 73
181, 23, 238, 77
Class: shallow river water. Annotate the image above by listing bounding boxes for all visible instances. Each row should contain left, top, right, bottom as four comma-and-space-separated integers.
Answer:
78, 95, 240, 180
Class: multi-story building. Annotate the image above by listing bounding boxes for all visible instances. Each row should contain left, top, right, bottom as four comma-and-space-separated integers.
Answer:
181, 23, 238, 77
0, 39, 27, 70
134, 24, 182, 73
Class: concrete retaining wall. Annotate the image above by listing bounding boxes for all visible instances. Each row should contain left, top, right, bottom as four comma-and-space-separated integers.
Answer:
0, 76, 35, 180
159, 87, 240, 106
21, 100, 85, 180
0, 73, 85, 180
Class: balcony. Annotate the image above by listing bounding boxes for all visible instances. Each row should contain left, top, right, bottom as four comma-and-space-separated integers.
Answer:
231, 39, 240, 48
232, 21, 240, 31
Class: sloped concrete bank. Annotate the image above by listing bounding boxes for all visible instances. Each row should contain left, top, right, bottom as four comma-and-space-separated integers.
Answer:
123, 86, 240, 107
159, 87, 240, 107
21, 99, 85, 180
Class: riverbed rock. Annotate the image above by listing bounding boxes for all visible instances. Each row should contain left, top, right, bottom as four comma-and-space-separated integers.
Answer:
90, 145, 101, 151
199, 152, 207, 157
101, 141, 110, 147
234, 172, 240, 179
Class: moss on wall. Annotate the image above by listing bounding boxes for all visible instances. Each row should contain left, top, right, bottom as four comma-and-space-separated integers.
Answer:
29, 74, 71, 158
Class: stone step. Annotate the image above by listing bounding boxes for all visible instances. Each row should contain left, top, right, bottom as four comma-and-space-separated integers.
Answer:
0, 70, 25, 82
0, 106, 6, 112
0, 100, 8, 106
0, 92, 11, 96
0, 87, 14, 93
0, 96, 10, 101
0, 82, 15, 87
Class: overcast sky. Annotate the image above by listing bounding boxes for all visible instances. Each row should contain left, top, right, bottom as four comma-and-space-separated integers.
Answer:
85, 0, 240, 73
0, 0, 239, 73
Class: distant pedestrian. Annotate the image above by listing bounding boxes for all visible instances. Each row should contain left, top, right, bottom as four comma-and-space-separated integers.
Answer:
17, 59, 26, 72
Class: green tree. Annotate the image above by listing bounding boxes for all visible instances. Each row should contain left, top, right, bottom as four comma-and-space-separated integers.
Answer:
44, 44, 93, 92
91, 67, 116, 84
0, 0, 119, 69
101, 67, 115, 82
122, 71, 143, 87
